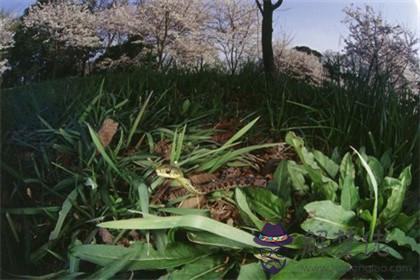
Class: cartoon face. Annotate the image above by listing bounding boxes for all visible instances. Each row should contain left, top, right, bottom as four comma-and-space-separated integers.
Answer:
257, 247, 287, 274
155, 165, 183, 179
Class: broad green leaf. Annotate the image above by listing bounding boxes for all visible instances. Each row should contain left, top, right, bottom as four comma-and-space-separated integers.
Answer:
187, 232, 248, 249
235, 188, 264, 230
5, 270, 83, 280
283, 233, 316, 251
287, 161, 309, 194
330, 148, 341, 164
285, 132, 318, 170
244, 188, 285, 222
160, 256, 227, 280
301, 200, 356, 239
87, 250, 137, 280
339, 152, 355, 187
386, 228, 420, 255
340, 176, 359, 210
393, 212, 418, 232
380, 166, 411, 225
367, 156, 384, 190
326, 240, 402, 260
314, 178, 338, 202
237, 262, 266, 280
272, 257, 351, 280
268, 160, 292, 207
380, 149, 392, 173
286, 132, 337, 200
359, 209, 372, 223
71, 242, 205, 270
352, 147, 378, 243
313, 150, 339, 178
159, 208, 209, 216
98, 215, 265, 248
382, 177, 400, 190
49, 189, 78, 240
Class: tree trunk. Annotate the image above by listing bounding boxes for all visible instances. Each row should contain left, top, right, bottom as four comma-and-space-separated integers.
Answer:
256, 0, 283, 80
262, 1, 275, 78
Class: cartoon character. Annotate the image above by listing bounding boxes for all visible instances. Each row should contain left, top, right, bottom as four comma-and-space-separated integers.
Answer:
254, 223, 293, 274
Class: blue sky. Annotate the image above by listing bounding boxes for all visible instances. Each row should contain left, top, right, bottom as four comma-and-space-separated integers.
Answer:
1, 0, 419, 52
275, 0, 420, 51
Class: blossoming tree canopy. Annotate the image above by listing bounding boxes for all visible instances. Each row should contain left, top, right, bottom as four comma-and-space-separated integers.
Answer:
209, 0, 259, 74
23, 0, 101, 48
342, 5, 419, 91
0, 14, 15, 75
139, 0, 216, 68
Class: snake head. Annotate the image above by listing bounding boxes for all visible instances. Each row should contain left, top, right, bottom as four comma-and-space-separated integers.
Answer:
155, 165, 183, 179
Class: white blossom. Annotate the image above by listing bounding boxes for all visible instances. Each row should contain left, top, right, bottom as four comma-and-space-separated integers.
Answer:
0, 15, 15, 76
342, 5, 419, 93
23, 0, 101, 48
97, 3, 142, 47
140, 0, 216, 68
274, 42, 325, 86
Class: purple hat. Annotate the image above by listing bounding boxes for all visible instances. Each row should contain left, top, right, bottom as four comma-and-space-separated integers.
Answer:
254, 223, 292, 247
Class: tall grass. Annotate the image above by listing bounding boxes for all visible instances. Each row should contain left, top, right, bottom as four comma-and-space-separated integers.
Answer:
1, 67, 418, 276
3, 67, 418, 171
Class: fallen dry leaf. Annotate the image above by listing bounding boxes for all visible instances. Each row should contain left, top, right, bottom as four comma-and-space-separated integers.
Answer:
98, 118, 119, 148
154, 140, 171, 160
212, 119, 239, 144
98, 228, 114, 244
129, 230, 140, 241
180, 195, 205, 208
208, 200, 240, 224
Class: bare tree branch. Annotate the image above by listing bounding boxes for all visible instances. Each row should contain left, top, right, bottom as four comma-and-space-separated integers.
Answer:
272, 0, 284, 10
255, 0, 263, 14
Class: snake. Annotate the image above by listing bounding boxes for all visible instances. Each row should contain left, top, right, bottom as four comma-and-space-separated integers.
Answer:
154, 165, 265, 202
155, 165, 204, 195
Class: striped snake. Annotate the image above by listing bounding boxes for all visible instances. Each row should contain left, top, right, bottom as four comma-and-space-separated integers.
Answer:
153, 165, 265, 202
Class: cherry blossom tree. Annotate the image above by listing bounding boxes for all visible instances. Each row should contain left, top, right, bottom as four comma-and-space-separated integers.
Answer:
273, 42, 325, 86
139, 0, 215, 69
26, 0, 99, 47
342, 5, 419, 92
97, 2, 142, 48
0, 14, 15, 77
23, 0, 101, 49
21, 0, 107, 77
96, 0, 216, 70
209, 0, 259, 74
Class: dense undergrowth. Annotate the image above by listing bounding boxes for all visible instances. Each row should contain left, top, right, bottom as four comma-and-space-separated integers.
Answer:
1, 68, 419, 279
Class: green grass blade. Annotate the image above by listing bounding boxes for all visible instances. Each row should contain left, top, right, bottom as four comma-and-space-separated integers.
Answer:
49, 189, 78, 240
127, 92, 153, 146
86, 250, 136, 280
351, 146, 378, 242
87, 123, 123, 179
98, 215, 265, 248
221, 117, 260, 148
